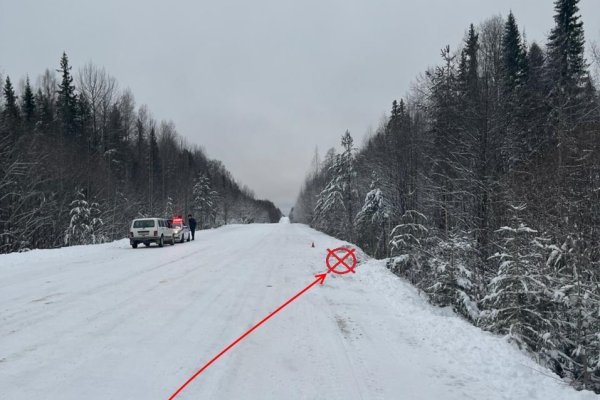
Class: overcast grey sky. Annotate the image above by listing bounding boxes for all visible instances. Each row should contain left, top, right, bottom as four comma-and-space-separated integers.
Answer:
1, 0, 599, 214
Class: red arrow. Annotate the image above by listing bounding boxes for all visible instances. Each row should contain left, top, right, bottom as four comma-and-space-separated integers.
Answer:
167, 273, 328, 399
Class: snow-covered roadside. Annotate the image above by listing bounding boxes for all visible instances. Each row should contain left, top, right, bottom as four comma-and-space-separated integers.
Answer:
353, 259, 597, 399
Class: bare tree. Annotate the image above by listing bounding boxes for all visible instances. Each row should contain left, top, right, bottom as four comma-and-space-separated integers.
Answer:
78, 62, 118, 152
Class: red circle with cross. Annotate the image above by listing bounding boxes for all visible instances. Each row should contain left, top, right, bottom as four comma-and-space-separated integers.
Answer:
325, 247, 357, 275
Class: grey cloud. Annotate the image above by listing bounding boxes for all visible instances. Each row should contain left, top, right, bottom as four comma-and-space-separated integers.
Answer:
1, 0, 599, 214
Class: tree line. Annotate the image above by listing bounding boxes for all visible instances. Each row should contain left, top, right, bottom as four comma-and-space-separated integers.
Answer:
292, 0, 600, 392
0, 53, 281, 252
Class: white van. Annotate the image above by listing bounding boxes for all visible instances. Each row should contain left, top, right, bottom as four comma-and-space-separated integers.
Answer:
129, 218, 175, 248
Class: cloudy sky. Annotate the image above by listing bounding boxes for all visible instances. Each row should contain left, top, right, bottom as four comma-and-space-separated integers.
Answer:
1, 0, 599, 213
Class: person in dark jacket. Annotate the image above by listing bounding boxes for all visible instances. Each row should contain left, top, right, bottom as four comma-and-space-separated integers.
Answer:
188, 214, 197, 240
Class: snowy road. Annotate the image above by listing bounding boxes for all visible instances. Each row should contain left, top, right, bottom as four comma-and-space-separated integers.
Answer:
0, 222, 597, 400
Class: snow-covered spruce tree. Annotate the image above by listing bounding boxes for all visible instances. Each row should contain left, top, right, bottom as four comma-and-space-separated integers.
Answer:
545, 235, 600, 391
546, 0, 587, 97
501, 11, 527, 94
388, 210, 429, 285
56, 52, 78, 139
192, 173, 218, 228
481, 205, 553, 354
429, 233, 479, 321
313, 131, 358, 240
355, 173, 390, 258
500, 11, 531, 169
313, 176, 345, 237
64, 189, 104, 246
387, 206, 479, 321
546, 0, 591, 171
3, 76, 21, 145
423, 44, 473, 236
164, 196, 174, 218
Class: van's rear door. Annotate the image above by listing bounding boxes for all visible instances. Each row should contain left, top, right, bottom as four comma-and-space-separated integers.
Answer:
132, 219, 156, 238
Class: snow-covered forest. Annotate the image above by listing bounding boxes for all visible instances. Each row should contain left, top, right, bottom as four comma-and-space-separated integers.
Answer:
0, 54, 282, 253
292, 1, 600, 392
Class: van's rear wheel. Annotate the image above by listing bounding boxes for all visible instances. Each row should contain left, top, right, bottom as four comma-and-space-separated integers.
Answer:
158, 235, 164, 247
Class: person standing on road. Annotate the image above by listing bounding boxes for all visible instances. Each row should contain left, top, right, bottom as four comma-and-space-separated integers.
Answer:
188, 214, 197, 240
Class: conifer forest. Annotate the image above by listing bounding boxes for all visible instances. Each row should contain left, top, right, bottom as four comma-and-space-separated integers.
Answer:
0, 55, 282, 253
291, 1, 600, 391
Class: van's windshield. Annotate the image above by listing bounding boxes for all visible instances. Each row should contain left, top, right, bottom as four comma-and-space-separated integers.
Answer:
133, 219, 155, 228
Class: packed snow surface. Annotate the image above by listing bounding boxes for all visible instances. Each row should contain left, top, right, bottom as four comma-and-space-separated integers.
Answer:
0, 223, 596, 399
